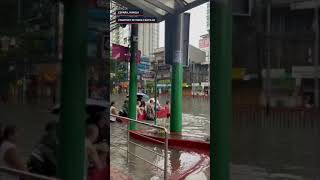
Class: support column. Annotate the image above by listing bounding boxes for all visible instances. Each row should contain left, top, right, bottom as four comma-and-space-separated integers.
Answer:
154, 62, 158, 125
266, 2, 272, 113
170, 63, 183, 132
58, 0, 87, 179
169, 14, 185, 133
128, 24, 138, 130
314, 4, 319, 108
211, 0, 232, 179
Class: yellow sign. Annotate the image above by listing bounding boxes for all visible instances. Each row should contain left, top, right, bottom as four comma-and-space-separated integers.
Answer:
232, 68, 246, 79
183, 83, 190, 87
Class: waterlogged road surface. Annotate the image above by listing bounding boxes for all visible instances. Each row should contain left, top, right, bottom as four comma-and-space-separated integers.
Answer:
112, 94, 320, 180
1, 94, 319, 180
110, 122, 210, 180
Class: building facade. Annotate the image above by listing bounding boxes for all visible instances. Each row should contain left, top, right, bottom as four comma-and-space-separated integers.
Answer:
153, 45, 207, 85
111, 24, 159, 58
232, 0, 319, 107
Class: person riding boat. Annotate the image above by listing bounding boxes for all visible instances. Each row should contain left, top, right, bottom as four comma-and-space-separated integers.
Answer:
119, 100, 128, 117
137, 101, 146, 121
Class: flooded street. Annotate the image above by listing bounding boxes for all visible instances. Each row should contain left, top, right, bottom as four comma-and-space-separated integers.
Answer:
111, 94, 320, 180
110, 94, 210, 179
110, 122, 209, 180
0, 94, 319, 179
111, 94, 210, 138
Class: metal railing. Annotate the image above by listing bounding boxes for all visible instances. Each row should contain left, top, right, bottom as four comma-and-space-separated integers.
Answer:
0, 167, 59, 180
110, 114, 169, 180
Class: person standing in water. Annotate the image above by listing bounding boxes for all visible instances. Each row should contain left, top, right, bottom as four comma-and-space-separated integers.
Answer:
164, 100, 171, 119
146, 99, 155, 121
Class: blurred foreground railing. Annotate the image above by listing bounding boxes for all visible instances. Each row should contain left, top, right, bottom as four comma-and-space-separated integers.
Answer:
233, 106, 320, 128
0, 167, 59, 180
110, 115, 168, 180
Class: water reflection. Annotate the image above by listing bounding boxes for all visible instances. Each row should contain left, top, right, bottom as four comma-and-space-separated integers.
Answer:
110, 121, 210, 179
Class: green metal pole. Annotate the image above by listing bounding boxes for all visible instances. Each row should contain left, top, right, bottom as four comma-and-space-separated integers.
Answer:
211, 0, 232, 180
154, 63, 158, 125
170, 63, 183, 132
169, 14, 186, 133
58, 0, 87, 180
128, 24, 138, 130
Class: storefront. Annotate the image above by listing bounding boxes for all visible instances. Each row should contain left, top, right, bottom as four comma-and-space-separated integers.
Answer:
292, 66, 320, 107
261, 68, 297, 107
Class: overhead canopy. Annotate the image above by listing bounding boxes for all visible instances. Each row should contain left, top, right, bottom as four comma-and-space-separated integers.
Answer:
112, 0, 209, 22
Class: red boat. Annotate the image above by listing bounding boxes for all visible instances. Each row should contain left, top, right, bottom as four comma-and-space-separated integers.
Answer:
117, 108, 169, 123
156, 108, 170, 118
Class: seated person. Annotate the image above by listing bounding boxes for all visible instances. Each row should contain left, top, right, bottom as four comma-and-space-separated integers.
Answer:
87, 113, 107, 144
87, 143, 109, 180
86, 125, 103, 178
28, 121, 57, 177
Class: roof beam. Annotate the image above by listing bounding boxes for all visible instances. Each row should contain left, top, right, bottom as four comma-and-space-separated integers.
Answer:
183, 0, 209, 11
290, 0, 320, 10
159, 0, 209, 22
113, 0, 209, 22
143, 0, 175, 14
175, 0, 187, 9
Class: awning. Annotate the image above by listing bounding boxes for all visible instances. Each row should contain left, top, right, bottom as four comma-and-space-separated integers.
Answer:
112, 0, 209, 22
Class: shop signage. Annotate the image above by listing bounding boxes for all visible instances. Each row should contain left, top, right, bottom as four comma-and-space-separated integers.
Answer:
292, 66, 320, 79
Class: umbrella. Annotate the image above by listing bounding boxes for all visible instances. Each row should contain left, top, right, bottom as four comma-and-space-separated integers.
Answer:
51, 98, 108, 115
126, 93, 149, 101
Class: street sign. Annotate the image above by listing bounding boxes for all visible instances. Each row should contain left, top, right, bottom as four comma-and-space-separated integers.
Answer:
157, 64, 171, 72
157, 73, 170, 80
165, 13, 190, 66
111, 44, 141, 63
142, 71, 155, 80
157, 64, 171, 80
